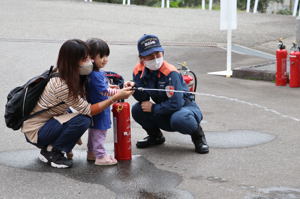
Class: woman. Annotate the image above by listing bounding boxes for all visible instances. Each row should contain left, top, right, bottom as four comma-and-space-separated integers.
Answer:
21, 39, 133, 168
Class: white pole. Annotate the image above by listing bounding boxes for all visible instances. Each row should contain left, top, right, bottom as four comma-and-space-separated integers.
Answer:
127, 0, 130, 5
202, 0, 205, 10
122, 0, 126, 5
226, 0, 232, 77
253, 0, 259, 13
209, 0, 236, 77
293, 0, 299, 16
161, 0, 165, 8
209, 0, 213, 10
226, 29, 232, 77
167, 0, 170, 8
246, 0, 251, 13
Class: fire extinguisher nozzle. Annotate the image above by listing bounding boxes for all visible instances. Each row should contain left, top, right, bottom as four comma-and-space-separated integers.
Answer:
131, 86, 144, 91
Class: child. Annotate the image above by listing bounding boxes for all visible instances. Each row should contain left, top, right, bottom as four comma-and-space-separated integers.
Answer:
86, 38, 119, 166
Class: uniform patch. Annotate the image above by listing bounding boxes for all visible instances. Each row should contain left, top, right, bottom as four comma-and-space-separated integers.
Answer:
165, 85, 175, 98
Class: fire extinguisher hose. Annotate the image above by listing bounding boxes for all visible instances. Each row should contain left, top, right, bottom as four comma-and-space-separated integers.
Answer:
131, 87, 202, 96
189, 70, 198, 92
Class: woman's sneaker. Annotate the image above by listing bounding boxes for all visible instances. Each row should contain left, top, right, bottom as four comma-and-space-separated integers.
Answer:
39, 148, 50, 163
39, 148, 73, 168
50, 148, 73, 168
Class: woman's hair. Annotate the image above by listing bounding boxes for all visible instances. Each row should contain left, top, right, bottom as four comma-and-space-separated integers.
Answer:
86, 38, 110, 59
57, 39, 89, 98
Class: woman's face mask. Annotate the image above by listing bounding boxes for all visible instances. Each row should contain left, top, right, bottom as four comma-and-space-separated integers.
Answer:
144, 57, 164, 71
79, 60, 93, 75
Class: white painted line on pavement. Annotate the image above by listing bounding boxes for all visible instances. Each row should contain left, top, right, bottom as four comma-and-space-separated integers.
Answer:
199, 92, 300, 123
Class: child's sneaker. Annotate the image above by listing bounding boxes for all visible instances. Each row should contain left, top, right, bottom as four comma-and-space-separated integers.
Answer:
87, 151, 96, 161
95, 155, 118, 166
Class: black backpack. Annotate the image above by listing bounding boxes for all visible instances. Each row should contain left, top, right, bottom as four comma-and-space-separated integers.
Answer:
4, 66, 63, 130
104, 71, 124, 88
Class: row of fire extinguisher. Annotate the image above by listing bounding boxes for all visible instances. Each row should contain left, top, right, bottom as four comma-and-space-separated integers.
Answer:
276, 41, 300, 87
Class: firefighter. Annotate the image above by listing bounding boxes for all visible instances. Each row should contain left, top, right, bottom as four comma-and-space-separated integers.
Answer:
131, 34, 209, 154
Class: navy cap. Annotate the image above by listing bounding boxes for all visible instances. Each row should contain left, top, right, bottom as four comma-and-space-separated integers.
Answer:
137, 34, 164, 56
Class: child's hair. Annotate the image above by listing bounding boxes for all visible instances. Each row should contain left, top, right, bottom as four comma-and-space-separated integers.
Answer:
57, 39, 89, 98
86, 38, 110, 59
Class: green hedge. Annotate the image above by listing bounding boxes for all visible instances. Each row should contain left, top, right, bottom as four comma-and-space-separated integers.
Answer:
94, 0, 286, 13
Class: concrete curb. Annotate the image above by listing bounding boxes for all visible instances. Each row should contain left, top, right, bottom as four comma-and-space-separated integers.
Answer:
232, 62, 276, 81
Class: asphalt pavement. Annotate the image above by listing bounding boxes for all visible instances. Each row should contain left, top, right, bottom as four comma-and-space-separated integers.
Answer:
0, 0, 299, 199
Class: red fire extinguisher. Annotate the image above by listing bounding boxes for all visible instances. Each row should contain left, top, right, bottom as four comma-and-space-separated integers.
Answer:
183, 75, 195, 92
289, 43, 300, 88
178, 62, 197, 92
276, 40, 288, 86
112, 101, 132, 161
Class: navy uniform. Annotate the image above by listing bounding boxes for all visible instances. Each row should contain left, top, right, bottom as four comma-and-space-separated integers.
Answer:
132, 34, 209, 154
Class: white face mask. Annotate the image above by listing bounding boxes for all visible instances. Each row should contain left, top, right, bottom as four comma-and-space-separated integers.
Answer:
79, 60, 93, 75
144, 57, 164, 71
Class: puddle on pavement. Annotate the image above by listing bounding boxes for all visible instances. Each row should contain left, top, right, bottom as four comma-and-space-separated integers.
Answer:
207, 130, 275, 148
245, 187, 300, 199
0, 149, 193, 199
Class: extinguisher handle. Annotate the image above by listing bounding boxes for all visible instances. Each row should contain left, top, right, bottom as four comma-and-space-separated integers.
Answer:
290, 42, 298, 51
278, 41, 286, 50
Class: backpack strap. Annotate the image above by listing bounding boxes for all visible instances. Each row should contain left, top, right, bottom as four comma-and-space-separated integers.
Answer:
50, 72, 60, 78
48, 65, 54, 75
24, 101, 65, 121
48, 65, 60, 78
23, 69, 64, 120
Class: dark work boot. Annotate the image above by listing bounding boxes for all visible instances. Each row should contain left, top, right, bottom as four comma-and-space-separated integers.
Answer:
191, 126, 209, 154
136, 128, 165, 148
